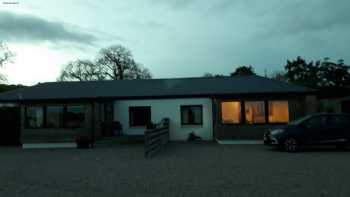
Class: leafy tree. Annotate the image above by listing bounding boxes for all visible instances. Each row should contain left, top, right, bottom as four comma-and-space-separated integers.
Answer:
59, 45, 152, 81
270, 71, 287, 82
97, 45, 151, 80
230, 65, 256, 76
284, 56, 350, 89
0, 84, 26, 93
318, 58, 350, 88
284, 56, 319, 88
58, 59, 105, 81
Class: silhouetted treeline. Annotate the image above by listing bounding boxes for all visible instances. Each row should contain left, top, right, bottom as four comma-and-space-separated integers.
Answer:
0, 84, 25, 93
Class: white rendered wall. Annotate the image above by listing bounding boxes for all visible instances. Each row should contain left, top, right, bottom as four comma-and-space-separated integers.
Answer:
114, 98, 213, 141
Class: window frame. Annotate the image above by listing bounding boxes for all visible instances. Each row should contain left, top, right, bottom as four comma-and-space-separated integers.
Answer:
129, 106, 151, 127
220, 101, 243, 125
180, 105, 203, 126
24, 104, 86, 130
267, 100, 290, 124
64, 105, 86, 129
244, 101, 267, 125
46, 105, 65, 129
303, 115, 328, 130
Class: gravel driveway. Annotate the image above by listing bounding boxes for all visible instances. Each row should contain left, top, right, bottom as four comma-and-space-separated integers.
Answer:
0, 143, 349, 197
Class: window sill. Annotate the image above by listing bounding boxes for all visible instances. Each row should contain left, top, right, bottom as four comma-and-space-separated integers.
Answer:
129, 126, 147, 128
181, 124, 203, 127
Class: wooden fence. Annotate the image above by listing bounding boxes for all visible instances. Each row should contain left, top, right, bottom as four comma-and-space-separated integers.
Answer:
144, 118, 170, 158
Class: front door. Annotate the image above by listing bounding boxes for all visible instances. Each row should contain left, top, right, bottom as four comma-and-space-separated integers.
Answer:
101, 102, 114, 137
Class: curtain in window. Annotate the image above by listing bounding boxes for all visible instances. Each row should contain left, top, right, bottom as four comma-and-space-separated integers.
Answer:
26, 107, 44, 128
245, 101, 265, 124
181, 106, 202, 125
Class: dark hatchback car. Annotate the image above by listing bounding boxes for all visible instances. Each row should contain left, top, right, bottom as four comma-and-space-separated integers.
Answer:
264, 113, 350, 152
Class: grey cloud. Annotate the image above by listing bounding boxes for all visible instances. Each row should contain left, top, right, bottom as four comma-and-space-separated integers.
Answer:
0, 11, 97, 45
151, 0, 197, 9
253, 1, 350, 38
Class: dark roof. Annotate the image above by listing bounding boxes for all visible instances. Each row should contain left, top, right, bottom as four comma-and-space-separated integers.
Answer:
0, 75, 313, 102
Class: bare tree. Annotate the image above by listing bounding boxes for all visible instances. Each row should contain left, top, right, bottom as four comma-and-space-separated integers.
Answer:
203, 72, 225, 77
58, 59, 105, 81
0, 42, 14, 81
59, 45, 152, 81
97, 45, 151, 80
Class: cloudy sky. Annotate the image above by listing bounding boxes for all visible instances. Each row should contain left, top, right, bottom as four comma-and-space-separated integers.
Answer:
0, 0, 350, 85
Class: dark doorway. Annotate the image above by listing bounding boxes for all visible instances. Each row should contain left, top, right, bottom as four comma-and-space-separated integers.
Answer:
342, 101, 350, 113
0, 106, 21, 146
101, 102, 115, 137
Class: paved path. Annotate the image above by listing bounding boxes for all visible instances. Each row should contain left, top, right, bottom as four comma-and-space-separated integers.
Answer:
0, 143, 349, 197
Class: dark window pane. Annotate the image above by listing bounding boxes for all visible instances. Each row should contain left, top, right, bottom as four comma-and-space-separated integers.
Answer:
328, 116, 347, 126
129, 106, 151, 126
181, 105, 203, 125
47, 106, 64, 128
305, 116, 327, 129
25, 107, 44, 129
65, 106, 85, 129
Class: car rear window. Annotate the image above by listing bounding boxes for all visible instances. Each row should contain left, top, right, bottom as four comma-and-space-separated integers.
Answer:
305, 116, 327, 128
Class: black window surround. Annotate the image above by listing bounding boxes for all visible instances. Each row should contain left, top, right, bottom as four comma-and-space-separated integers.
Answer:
220, 100, 289, 125
129, 106, 151, 127
24, 105, 85, 129
180, 105, 203, 125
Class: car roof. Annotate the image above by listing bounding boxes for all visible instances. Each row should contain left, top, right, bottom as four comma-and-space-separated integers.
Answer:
310, 113, 350, 116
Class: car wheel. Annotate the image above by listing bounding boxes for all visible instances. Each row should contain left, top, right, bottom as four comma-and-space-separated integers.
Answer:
283, 137, 300, 152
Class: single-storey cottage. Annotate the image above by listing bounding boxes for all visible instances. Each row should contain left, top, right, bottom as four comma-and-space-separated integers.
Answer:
0, 75, 317, 146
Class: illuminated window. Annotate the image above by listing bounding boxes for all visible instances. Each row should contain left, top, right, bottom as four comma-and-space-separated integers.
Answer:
245, 101, 265, 124
25, 106, 44, 129
268, 101, 289, 123
221, 101, 241, 124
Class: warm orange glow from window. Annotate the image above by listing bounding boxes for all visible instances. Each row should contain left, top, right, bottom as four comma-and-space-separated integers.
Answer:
245, 101, 265, 124
221, 102, 241, 124
268, 101, 289, 123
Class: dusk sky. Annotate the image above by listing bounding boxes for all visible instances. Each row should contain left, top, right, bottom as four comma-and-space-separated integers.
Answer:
1, 0, 350, 85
